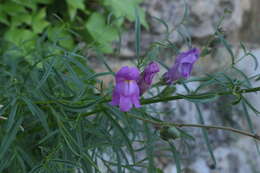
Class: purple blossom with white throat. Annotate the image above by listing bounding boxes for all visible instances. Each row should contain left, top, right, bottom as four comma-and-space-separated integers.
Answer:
110, 66, 141, 112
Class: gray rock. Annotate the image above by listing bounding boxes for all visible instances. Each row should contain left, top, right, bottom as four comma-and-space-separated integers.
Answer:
145, 0, 249, 38
120, 0, 252, 57
213, 146, 251, 173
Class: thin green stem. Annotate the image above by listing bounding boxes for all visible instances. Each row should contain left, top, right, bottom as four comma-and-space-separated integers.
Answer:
126, 114, 260, 141
35, 86, 260, 106
67, 86, 260, 141
80, 86, 260, 117
141, 86, 260, 105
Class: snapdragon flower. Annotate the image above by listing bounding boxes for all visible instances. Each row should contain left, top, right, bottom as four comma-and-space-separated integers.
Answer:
137, 62, 160, 95
163, 48, 200, 84
110, 66, 141, 112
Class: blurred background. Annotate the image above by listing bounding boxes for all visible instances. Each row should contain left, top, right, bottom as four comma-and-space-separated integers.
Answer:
0, 0, 260, 172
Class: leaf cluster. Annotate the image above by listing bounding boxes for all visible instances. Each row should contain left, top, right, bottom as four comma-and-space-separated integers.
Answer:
0, 0, 147, 53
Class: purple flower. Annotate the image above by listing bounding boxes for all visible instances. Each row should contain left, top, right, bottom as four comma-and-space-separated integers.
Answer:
163, 48, 200, 84
137, 62, 160, 95
110, 66, 141, 112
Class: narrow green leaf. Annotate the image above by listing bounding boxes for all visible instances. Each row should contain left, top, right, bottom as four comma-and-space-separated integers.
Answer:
242, 96, 260, 115
0, 117, 23, 161
0, 152, 16, 173
0, 102, 10, 116
143, 123, 156, 173
6, 103, 18, 132
65, 55, 93, 76
17, 147, 35, 168
50, 106, 101, 172
217, 31, 235, 65
195, 104, 216, 167
16, 153, 27, 173
95, 53, 115, 74
28, 164, 42, 173
240, 41, 247, 54
178, 128, 195, 141
242, 101, 260, 154
57, 96, 105, 113
86, 72, 114, 81
104, 110, 136, 163
37, 130, 59, 145
50, 159, 81, 169
135, 7, 141, 59
37, 58, 56, 89
168, 142, 181, 173
22, 97, 50, 133
232, 66, 251, 87
247, 53, 259, 70
151, 16, 169, 38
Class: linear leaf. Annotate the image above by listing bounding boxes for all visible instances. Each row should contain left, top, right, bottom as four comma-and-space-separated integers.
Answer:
6, 103, 18, 132
36, 58, 57, 89
168, 142, 181, 173
104, 110, 136, 164
0, 117, 23, 162
135, 7, 141, 59
242, 101, 260, 154
195, 104, 216, 167
22, 97, 50, 132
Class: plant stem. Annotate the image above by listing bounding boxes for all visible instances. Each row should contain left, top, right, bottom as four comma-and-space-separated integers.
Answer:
75, 86, 260, 140
141, 86, 260, 105
126, 114, 260, 141
35, 86, 260, 106
80, 86, 260, 118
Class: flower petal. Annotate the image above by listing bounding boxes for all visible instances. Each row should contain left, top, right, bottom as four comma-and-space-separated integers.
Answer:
111, 66, 141, 112
128, 67, 140, 80
116, 66, 140, 82
116, 80, 139, 96
180, 63, 192, 78
116, 66, 130, 82
119, 96, 132, 112
163, 48, 200, 84
132, 95, 141, 108
127, 81, 140, 96
138, 62, 160, 95
110, 89, 120, 106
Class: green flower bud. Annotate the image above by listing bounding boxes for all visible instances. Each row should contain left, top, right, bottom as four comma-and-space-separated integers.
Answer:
160, 126, 181, 141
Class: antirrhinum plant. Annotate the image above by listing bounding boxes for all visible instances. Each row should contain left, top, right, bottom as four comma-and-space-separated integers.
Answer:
0, 14, 260, 173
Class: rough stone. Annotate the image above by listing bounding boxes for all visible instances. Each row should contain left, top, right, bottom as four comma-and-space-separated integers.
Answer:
120, 0, 254, 57
239, 0, 260, 43
90, 1, 260, 172
144, 0, 250, 38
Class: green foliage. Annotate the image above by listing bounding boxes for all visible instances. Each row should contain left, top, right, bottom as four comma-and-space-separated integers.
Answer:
0, 28, 260, 172
103, 0, 148, 27
0, 2, 260, 173
0, 0, 147, 53
66, 0, 85, 20
86, 13, 119, 53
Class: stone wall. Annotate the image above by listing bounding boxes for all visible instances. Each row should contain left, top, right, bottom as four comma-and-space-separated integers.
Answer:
119, 0, 258, 59
91, 1, 260, 172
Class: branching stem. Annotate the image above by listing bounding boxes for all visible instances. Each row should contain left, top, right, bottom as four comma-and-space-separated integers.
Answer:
40, 86, 260, 141
126, 114, 260, 141
141, 86, 260, 105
